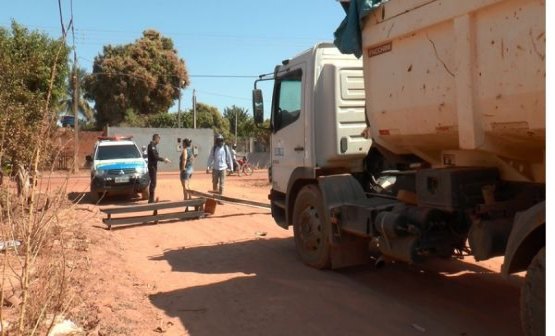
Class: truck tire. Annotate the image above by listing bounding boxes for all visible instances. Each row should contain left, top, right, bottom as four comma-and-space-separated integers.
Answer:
292, 184, 331, 269
521, 247, 545, 336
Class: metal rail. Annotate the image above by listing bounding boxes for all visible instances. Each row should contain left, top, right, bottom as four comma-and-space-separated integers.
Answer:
190, 190, 271, 210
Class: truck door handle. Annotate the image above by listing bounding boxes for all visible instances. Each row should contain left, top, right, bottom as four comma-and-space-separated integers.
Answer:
294, 146, 304, 152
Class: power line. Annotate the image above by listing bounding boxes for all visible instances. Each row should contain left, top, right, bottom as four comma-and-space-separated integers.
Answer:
74, 69, 252, 101
57, 0, 65, 36
78, 56, 258, 79
195, 90, 250, 101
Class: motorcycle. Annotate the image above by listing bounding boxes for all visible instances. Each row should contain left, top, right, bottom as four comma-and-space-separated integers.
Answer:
227, 156, 254, 177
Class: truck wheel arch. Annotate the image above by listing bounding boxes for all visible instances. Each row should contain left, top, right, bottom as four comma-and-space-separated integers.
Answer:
285, 168, 366, 226
287, 173, 371, 269
502, 201, 545, 275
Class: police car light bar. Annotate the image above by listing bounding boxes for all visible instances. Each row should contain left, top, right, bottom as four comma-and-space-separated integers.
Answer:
97, 135, 133, 141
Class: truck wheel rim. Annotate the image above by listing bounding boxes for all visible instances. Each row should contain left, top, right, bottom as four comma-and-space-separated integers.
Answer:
299, 206, 322, 251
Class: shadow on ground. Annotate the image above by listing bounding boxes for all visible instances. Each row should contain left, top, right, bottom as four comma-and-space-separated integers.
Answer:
68, 191, 144, 206
149, 238, 523, 336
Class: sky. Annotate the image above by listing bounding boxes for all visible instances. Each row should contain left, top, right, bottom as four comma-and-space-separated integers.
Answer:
0, 0, 347, 119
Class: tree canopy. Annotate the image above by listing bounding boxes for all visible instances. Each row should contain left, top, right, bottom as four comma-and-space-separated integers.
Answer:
0, 21, 70, 166
58, 67, 95, 122
182, 102, 232, 140
223, 105, 250, 141
84, 30, 189, 128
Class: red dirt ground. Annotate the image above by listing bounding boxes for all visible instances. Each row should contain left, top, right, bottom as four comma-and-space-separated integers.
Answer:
49, 170, 524, 335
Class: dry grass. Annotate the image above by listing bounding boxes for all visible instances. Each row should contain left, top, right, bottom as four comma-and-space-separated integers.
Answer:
0, 26, 86, 334
0, 172, 90, 335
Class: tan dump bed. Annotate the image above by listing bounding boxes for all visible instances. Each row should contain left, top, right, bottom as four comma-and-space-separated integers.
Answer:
362, 0, 545, 182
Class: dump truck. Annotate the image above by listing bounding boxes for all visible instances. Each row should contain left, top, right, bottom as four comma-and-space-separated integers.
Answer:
252, 0, 545, 334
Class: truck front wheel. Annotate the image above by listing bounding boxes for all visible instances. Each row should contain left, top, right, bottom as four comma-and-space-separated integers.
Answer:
521, 247, 545, 336
292, 184, 331, 269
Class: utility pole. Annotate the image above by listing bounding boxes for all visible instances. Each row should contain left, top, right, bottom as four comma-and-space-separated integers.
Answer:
234, 109, 238, 145
72, 62, 79, 174
192, 89, 197, 129
70, 0, 79, 174
177, 89, 181, 128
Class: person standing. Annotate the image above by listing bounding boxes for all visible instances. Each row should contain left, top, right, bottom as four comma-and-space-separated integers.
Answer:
180, 138, 194, 201
206, 134, 233, 195
147, 134, 170, 203
231, 143, 239, 172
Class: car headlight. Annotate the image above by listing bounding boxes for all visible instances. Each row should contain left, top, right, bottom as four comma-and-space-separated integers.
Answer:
135, 166, 148, 174
94, 168, 106, 177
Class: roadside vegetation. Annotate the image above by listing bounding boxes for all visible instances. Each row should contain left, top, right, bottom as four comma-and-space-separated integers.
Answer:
0, 21, 83, 335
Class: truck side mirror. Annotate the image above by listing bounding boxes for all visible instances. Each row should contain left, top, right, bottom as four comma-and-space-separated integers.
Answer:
85, 155, 92, 162
252, 89, 264, 125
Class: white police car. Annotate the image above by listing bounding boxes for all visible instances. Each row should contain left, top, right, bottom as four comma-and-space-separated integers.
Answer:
87, 136, 150, 202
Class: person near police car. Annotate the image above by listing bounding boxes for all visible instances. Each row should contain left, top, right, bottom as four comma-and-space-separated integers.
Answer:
179, 138, 195, 201
147, 134, 170, 203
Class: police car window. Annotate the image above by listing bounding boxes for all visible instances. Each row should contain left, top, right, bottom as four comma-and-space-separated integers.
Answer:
96, 145, 141, 160
273, 70, 302, 132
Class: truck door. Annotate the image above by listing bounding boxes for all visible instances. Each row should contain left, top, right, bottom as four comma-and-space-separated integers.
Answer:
271, 68, 305, 193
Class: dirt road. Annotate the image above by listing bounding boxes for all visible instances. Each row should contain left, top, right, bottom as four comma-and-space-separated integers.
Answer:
63, 170, 524, 336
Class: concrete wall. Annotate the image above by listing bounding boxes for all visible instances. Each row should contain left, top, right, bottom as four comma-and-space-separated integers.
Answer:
244, 152, 270, 169
107, 127, 214, 172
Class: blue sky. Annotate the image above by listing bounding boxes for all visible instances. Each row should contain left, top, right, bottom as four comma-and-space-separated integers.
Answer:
1, 1, 346, 119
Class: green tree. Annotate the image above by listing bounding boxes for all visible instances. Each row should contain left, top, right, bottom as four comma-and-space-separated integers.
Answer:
145, 112, 178, 128
182, 102, 231, 140
222, 105, 270, 151
58, 66, 95, 122
252, 119, 271, 150
120, 108, 146, 127
84, 29, 189, 128
0, 21, 70, 166
223, 105, 250, 141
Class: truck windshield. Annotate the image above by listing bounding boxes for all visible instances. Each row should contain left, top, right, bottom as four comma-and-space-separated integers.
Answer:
273, 70, 302, 131
96, 145, 141, 161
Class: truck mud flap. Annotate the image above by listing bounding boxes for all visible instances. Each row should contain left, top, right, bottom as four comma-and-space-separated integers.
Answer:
317, 174, 370, 269
502, 201, 545, 275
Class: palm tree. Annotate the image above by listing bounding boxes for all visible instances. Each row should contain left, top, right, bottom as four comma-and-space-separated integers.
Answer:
58, 66, 95, 123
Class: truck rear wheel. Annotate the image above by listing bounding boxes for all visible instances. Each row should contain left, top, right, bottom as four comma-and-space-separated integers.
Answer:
521, 247, 545, 336
292, 184, 330, 269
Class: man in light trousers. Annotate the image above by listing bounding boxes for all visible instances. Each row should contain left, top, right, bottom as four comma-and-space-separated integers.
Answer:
206, 134, 233, 195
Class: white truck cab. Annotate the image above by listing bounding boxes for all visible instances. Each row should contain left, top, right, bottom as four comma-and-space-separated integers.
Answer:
255, 43, 370, 209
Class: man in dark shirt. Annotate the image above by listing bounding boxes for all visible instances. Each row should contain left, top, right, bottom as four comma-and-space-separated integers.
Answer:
147, 134, 170, 203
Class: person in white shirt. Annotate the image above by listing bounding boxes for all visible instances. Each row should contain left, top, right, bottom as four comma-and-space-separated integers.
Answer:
231, 143, 239, 172
206, 134, 233, 194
